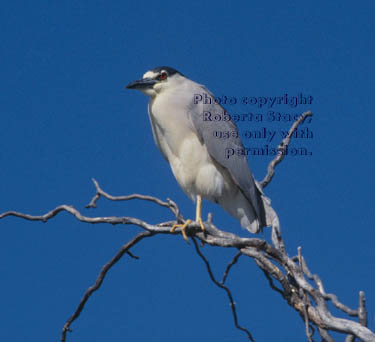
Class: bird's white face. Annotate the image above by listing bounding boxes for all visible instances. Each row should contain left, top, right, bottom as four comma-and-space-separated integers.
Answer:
127, 68, 185, 97
145, 69, 185, 97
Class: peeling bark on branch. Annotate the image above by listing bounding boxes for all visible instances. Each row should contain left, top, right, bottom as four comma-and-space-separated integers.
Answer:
1, 111, 374, 342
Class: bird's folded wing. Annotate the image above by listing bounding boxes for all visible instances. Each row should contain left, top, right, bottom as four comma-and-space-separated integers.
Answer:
188, 90, 266, 227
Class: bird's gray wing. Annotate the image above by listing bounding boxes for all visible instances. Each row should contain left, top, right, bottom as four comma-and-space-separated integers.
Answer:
188, 88, 266, 227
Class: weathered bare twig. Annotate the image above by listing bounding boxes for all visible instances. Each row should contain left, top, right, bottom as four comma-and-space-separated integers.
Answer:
298, 251, 358, 316
191, 237, 255, 342
260, 268, 285, 297
298, 247, 313, 342
61, 230, 152, 342
319, 326, 334, 342
86, 178, 183, 222
359, 291, 368, 327
260, 110, 312, 188
221, 251, 242, 285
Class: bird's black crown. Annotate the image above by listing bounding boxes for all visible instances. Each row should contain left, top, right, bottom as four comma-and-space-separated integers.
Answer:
150, 66, 183, 76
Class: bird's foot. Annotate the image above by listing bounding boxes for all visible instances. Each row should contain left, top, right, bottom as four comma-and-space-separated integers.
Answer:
170, 219, 192, 242
170, 218, 205, 242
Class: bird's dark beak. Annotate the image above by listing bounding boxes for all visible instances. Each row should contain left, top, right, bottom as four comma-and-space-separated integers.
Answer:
126, 78, 157, 90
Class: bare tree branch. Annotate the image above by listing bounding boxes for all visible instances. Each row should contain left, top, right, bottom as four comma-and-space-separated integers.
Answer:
319, 326, 334, 342
86, 178, 183, 222
298, 247, 313, 342
2, 182, 374, 342
2, 111, 375, 342
359, 291, 368, 328
298, 250, 358, 316
260, 110, 312, 188
260, 268, 285, 298
221, 251, 242, 285
61, 230, 153, 342
191, 237, 255, 342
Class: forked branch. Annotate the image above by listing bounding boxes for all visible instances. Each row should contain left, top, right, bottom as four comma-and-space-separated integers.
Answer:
2, 111, 373, 342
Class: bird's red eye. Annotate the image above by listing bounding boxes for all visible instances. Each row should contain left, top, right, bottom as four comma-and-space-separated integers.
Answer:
160, 72, 167, 80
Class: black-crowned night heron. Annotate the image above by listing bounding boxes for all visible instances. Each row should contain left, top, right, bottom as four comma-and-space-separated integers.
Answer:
126, 66, 272, 240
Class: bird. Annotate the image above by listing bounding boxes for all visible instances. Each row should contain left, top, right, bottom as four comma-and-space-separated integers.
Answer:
126, 66, 272, 240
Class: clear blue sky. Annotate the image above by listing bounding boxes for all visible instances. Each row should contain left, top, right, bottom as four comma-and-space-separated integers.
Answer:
1, 1, 374, 341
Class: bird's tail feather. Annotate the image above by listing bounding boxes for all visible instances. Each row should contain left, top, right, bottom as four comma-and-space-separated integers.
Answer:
219, 181, 278, 235
240, 182, 278, 234
254, 181, 283, 249
255, 181, 277, 228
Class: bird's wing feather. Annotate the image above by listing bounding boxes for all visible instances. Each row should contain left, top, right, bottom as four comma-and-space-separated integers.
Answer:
188, 86, 266, 226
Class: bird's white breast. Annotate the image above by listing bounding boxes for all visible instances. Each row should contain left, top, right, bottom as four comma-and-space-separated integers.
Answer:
148, 87, 228, 201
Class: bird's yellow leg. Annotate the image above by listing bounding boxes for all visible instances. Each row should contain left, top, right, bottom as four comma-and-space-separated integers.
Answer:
171, 219, 192, 241
196, 195, 205, 232
170, 195, 204, 241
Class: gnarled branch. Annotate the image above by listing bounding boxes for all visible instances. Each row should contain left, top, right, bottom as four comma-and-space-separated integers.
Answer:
2, 111, 374, 342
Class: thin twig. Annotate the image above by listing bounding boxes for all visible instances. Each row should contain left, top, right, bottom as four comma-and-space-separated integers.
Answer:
319, 327, 334, 342
126, 251, 139, 259
261, 111, 312, 188
260, 269, 285, 298
299, 251, 358, 316
191, 237, 255, 342
221, 251, 242, 285
86, 178, 183, 221
298, 247, 313, 342
61, 230, 152, 342
359, 291, 368, 327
